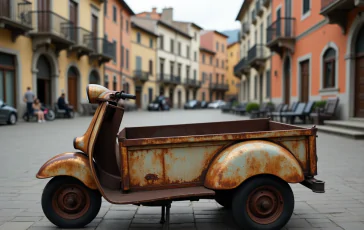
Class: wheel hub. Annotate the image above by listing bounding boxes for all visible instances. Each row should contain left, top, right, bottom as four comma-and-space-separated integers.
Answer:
53, 185, 90, 219
246, 186, 284, 224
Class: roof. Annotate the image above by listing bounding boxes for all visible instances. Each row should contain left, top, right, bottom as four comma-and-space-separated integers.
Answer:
228, 41, 241, 48
235, 0, 252, 21
199, 47, 216, 55
174, 21, 203, 30
131, 22, 159, 37
201, 30, 229, 38
157, 20, 192, 39
119, 0, 135, 16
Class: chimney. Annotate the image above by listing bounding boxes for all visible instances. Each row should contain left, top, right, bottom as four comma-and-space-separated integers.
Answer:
161, 7, 173, 22
152, 7, 157, 13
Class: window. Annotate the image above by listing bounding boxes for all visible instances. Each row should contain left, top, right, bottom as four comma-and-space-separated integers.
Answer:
230, 52, 233, 57
113, 76, 117, 91
194, 70, 197, 80
186, 46, 190, 58
123, 82, 129, 94
136, 56, 142, 71
170, 39, 174, 53
303, 0, 310, 15
210, 56, 213, 64
104, 0, 107, 16
222, 44, 225, 52
254, 76, 258, 99
323, 48, 336, 88
216, 42, 219, 51
121, 46, 124, 67
126, 20, 129, 32
149, 38, 153, 48
202, 72, 205, 83
160, 35, 164, 49
104, 75, 109, 88
202, 54, 205, 63
178, 42, 181, 55
194, 32, 197, 40
113, 5, 117, 22
149, 60, 153, 74
266, 70, 271, 98
126, 49, 129, 69
186, 66, 190, 79
194, 51, 197, 61
209, 73, 212, 82
216, 59, 219, 67
112, 40, 117, 62
137, 32, 141, 43
222, 60, 224, 69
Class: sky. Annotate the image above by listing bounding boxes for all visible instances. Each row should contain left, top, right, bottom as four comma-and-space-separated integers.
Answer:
124, 0, 243, 32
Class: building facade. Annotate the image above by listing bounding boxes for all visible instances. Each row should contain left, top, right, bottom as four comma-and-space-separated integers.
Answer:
227, 41, 241, 100
269, 0, 364, 119
200, 30, 229, 101
199, 47, 216, 101
130, 19, 158, 109
0, 0, 111, 115
235, 0, 272, 104
103, 0, 134, 97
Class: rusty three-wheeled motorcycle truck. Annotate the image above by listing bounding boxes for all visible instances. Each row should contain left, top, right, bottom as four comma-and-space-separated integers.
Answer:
36, 84, 325, 230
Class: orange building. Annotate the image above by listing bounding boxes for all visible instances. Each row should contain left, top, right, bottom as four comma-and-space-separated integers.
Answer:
227, 41, 241, 100
200, 31, 229, 100
104, 0, 134, 94
269, 0, 364, 119
199, 47, 216, 101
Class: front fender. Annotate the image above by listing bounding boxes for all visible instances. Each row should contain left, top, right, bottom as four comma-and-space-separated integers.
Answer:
36, 152, 97, 190
204, 140, 304, 190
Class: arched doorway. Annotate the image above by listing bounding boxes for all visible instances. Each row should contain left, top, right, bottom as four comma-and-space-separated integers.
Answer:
89, 70, 100, 84
67, 66, 79, 111
283, 57, 291, 105
36, 55, 52, 105
355, 26, 364, 117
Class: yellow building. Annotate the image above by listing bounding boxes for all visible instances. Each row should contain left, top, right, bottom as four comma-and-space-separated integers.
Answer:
226, 41, 241, 100
130, 19, 158, 109
0, 0, 111, 115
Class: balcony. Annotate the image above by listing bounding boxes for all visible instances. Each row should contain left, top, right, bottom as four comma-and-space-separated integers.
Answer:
251, 10, 257, 25
29, 11, 74, 54
87, 37, 115, 65
266, 17, 296, 57
68, 27, 94, 59
248, 44, 268, 70
210, 83, 229, 91
257, 0, 264, 17
263, 0, 271, 8
233, 57, 250, 78
0, 0, 32, 41
158, 74, 181, 85
320, 0, 364, 34
133, 70, 149, 83
184, 78, 202, 89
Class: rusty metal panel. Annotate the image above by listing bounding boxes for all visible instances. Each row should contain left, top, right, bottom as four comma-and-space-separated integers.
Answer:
309, 135, 318, 176
36, 152, 97, 190
127, 143, 226, 190
279, 137, 308, 172
204, 140, 305, 190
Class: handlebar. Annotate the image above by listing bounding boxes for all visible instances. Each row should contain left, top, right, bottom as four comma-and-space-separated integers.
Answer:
115, 91, 136, 100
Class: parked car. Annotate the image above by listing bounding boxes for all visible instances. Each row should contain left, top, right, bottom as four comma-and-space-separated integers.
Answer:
0, 99, 17, 125
200, 101, 209, 109
148, 97, 170, 111
208, 100, 226, 109
184, 100, 201, 109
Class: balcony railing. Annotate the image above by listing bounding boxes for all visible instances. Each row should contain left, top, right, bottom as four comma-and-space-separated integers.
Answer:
158, 74, 181, 84
0, 0, 32, 27
30, 11, 74, 41
210, 83, 229, 91
134, 70, 149, 81
266, 17, 296, 44
184, 78, 202, 88
234, 57, 248, 76
256, 0, 264, 17
251, 10, 257, 25
248, 44, 267, 63
69, 27, 93, 49
243, 22, 250, 35
87, 37, 115, 60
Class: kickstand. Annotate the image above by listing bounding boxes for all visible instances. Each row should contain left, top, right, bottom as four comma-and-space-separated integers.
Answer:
160, 202, 171, 230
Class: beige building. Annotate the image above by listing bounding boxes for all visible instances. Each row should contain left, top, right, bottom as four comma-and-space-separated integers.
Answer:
234, 0, 272, 104
0, 0, 111, 115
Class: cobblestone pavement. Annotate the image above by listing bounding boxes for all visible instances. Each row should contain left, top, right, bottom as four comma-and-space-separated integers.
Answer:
1, 110, 364, 230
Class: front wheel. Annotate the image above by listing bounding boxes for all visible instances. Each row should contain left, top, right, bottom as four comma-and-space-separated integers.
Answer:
232, 175, 294, 230
45, 110, 56, 121
41, 176, 101, 228
7, 113, 17, 125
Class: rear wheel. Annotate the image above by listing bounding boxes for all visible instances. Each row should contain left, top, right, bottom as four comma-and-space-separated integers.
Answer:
7, 113, 17, 125
45, 110, 56, 121
232, 175, 294, 230
41, 176, 101, 228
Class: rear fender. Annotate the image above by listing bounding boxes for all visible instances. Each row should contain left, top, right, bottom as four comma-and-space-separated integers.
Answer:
36, 152, 97, 190
204, 140, 304, 190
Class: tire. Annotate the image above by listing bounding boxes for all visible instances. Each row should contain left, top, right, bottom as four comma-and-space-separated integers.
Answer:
41, 176, 101, 228
45, 110, 56, 121
215, 190, 233, 209
7, 113, 17, 125
232, 175, 294, 230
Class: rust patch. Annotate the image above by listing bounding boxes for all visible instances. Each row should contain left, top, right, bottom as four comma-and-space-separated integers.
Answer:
36, 152, 97, 190
145, 174, 159, 184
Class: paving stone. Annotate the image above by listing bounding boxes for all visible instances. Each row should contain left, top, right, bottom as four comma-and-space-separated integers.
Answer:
103, 210, 135, 220
95, 220, 131, 230
0, 222, 33, 230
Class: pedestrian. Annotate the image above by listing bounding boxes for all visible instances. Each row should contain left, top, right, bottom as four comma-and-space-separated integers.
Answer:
158, 92, 165, 111
32, 98, 46, 123
57, 93, 73, 118
23, 87, 35, 116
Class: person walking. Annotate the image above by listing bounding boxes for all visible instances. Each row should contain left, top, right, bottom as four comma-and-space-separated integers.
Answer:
23, 87, 35, 115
